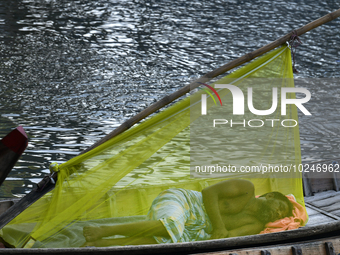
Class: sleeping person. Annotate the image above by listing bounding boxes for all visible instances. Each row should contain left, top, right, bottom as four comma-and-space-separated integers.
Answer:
82, 179, 293, 247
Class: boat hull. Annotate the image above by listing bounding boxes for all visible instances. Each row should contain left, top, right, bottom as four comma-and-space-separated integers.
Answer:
0, 215, 339, 254
0, 197, 340, 255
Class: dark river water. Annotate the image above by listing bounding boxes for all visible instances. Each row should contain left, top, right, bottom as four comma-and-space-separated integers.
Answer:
0, 0, 339, 198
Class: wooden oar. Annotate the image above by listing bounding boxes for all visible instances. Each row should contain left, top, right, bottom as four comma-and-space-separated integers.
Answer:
0, 9, 339, 229
0, 126, 28, 187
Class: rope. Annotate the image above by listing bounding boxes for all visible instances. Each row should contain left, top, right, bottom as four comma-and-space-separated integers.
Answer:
288, 30, 302, 73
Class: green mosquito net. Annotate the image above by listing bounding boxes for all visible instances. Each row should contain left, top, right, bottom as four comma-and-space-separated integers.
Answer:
0, 45, 307, 248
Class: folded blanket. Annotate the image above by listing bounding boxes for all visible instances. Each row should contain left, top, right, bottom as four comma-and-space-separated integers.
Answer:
259, 195, 308, 234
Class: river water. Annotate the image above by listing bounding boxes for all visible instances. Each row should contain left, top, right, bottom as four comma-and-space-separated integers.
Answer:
0, 0, 339, 198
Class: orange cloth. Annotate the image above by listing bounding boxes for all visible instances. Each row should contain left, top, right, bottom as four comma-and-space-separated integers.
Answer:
259, 195, 308, 234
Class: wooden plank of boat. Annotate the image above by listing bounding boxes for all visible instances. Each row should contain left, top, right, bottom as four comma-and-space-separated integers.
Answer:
302, 158, 340, 196
0, 126, 28, 187
199, 236, 340, 255
1, 8, 340, 231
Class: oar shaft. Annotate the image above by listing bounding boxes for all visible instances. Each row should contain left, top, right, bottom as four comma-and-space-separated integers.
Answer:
81, 8, 340, 154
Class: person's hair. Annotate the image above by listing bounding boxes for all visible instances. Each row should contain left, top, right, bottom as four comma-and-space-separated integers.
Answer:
261, 192, 294, 217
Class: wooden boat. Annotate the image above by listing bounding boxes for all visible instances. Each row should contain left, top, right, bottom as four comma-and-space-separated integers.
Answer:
1, 9, 340, 255
0, 171, 340, 255
0, 159, 340, 254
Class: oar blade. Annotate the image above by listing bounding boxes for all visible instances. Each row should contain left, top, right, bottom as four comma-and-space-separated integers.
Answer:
0, 126, 28, 187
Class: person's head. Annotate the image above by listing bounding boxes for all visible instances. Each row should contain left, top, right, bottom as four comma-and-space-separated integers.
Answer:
257, 191, 293, 223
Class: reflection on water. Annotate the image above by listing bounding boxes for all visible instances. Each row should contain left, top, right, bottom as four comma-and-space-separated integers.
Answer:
0, 0, 339, 197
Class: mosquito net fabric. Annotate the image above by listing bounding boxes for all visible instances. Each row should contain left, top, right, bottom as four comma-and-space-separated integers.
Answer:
0, 45, 307, 248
